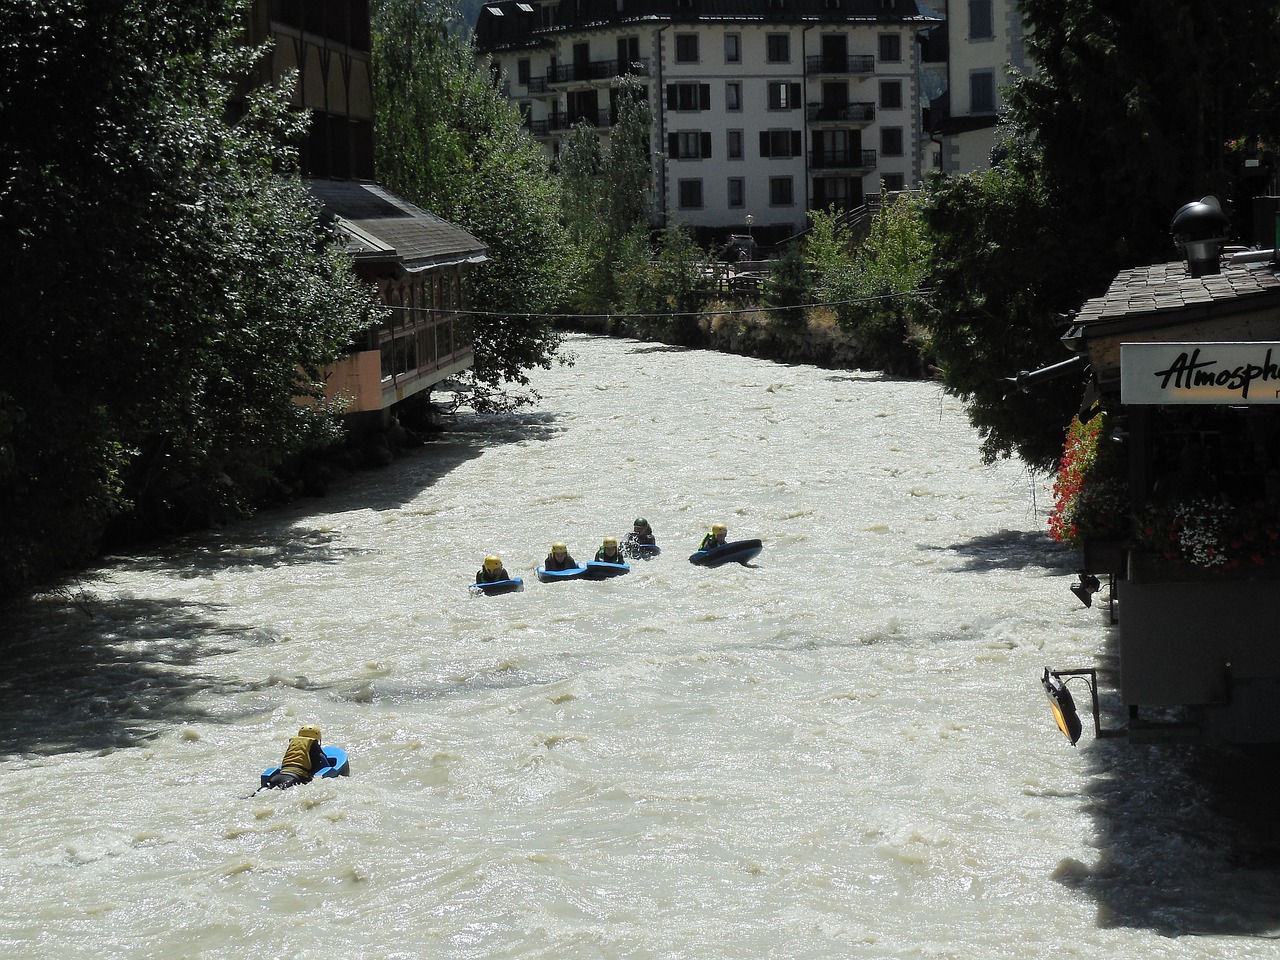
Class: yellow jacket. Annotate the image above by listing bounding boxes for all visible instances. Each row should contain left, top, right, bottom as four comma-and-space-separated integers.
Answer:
279, 735, 323, 780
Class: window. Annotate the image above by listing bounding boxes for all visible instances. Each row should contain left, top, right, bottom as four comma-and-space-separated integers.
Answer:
879, 80, 902, 110
766, 33, 790, 63
759, 129, 802, 158
517, 59, 531, 85
882, 173, 905, 191
678, 179, 703, 209
970, 70, 995, 113
725, 33, 741, 63
726, 81, 742, 111
617, 36, 640, 72
880, 126, 903, 156
728, 177, 745, 208
767, 81, 802, 110
878, 34, 901, 62
769, 176, 794, 206
668, 131, 713, 160
675, 33, 699, 63
727, 129, 743, 159
968, 0, 993, 40
667, 82, 711, 111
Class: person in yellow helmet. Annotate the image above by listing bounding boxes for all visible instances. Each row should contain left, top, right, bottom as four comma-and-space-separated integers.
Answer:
265, 724, 328, 790
594, 536, 623, 563
476, 555, 510, 583
544, 541, 578, 571
699, 522, 729, 551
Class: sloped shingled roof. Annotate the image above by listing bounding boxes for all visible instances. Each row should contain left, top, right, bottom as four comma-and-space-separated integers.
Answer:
306, 180, 488, 273
1076, 259, 1280, 330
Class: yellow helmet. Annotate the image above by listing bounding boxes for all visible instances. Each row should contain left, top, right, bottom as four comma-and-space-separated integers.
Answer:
603, 536, 618, 547
298, 724, 322, 743
484, 555, 503, 572
551, 541, 567, 554
712, 523, 728, 535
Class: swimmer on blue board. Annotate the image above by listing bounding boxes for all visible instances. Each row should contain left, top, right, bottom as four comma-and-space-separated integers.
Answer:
476, 555, 510, 583
594, 536, 624, 563
264, 725, 327, 790
698, 522, 729, 551
544, 542, 578, 570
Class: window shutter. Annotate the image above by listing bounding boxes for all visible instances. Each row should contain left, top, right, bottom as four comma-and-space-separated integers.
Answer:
791, 130, 802, 157
759, 131, 770, 157
790, 83, 801, 108
668, 133, 679, 158
700, 84, 711, 110
701, 132, 712, 158
666, 83, 676, 107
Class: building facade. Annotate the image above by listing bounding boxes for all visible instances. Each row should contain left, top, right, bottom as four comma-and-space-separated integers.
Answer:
475, 0, 941, 239
926, 0, 1031, 174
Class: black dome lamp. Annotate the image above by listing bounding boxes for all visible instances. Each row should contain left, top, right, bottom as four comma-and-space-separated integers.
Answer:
1171, 195, 1229, 278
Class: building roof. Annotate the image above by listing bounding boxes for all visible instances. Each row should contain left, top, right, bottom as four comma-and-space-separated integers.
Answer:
306, 180, 488, 274
1075, 258, 1280, 332
475, 0, 938, 50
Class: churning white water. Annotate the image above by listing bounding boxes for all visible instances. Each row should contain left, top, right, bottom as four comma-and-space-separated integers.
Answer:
3, 334, 1279, 958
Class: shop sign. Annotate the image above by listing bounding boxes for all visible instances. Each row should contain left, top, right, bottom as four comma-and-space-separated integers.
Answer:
1121, 342, 1280, 404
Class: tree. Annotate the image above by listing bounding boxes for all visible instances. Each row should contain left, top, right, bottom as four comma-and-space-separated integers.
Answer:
921, 2, 1280, 468
619, 224, 712, 344
763, 243, 812, 329
371, 0, 570, 409
0, 0, 378, 597
557, 77, 656, 313
832, 192, 932, 375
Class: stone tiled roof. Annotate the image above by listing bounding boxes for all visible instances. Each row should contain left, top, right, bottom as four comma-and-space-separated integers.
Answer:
306, 180, 488, 273
1076, 257, 1280, 327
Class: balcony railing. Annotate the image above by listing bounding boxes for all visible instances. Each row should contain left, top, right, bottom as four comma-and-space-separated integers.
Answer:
808, 148, 877, 171
805, 54, 876, 76
529, 110, 614, 136
805, 102, 875, 125
548, 58, 651, 85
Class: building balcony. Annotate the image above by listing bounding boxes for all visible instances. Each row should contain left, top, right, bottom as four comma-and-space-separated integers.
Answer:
529, 110, 614, 137
808, 148, 877, 173
547, 58, 651, 89
525, 76, 553, 98
805, 101, 875, 127
805, 54, 876, 77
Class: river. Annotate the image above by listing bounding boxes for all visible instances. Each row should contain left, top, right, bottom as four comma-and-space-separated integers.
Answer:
2, 334, 1278, 958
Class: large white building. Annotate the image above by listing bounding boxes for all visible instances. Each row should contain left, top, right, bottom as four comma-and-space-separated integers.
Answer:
475, 0, 941, 241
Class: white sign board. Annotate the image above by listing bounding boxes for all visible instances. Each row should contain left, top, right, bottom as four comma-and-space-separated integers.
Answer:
1120, 342, 1280, 404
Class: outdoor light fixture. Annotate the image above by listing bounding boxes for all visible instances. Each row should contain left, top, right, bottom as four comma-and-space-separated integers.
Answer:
1040, 667, 1124, 745
1070, 573, 1101, 608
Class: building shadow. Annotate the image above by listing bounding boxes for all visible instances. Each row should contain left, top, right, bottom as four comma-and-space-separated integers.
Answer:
934, 528, 1077, 574
1043, 614, 1280, 938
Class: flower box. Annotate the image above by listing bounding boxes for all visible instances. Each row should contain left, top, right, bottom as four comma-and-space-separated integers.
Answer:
1081, 539, 1126, 576
1128, 550, 1280, 584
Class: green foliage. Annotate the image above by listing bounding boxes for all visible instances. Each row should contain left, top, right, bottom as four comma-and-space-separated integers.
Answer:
829, 194, 931, 371
918, 135, 1084, 468
372, 0, 570, 408
619, 225, 712, 344
763, 243, 812, 329
805, 207, 856, 300
556, 77, 655, 314
919, 3, 1280, 468
0, 0, 377, 597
